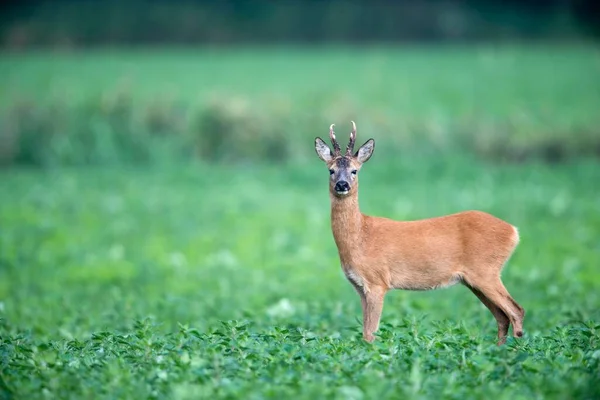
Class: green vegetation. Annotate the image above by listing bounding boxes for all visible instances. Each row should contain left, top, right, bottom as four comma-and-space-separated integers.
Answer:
1, 46, 599, 398
1, 45, 599, 166
2, 158, 600, 399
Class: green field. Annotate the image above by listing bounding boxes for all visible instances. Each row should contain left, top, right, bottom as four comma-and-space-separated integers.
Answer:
2, 45, 598, 120
1, 46, 600, 399
1, 45, 599, 166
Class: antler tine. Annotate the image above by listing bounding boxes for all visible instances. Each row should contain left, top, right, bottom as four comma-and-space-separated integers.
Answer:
329, 123, 341, 155
346, 120, 356, 156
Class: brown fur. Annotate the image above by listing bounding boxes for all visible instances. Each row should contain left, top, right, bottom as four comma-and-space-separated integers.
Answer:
315, 122, 525, 345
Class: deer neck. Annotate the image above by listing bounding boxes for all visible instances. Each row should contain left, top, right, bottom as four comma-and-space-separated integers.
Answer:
330, 189, 363, 261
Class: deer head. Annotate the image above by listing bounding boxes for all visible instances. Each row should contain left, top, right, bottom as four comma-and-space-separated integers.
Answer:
315, 121, 375, 197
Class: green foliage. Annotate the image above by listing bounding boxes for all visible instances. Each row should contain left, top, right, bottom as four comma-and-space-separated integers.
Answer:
1, 45, 599, 167
1, 158, 599, 398
1, 91, 189, 167
2, 318, 599, 399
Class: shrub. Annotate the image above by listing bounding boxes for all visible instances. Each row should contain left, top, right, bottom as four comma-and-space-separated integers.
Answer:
0, 92, 598, 168
458, 118, 600, 164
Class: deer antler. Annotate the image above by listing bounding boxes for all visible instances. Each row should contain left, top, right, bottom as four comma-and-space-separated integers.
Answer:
329, 124, 341, 156
346, 120, 356, 156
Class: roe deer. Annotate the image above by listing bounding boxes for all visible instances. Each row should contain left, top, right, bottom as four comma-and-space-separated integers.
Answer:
314, 121, 524, 345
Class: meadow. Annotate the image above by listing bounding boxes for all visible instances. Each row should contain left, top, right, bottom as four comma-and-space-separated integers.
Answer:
1, 45, 600, 399
1, 44, 599, 165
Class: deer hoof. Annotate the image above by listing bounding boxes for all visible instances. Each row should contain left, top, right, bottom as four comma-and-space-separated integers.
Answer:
363, 333, 376, 343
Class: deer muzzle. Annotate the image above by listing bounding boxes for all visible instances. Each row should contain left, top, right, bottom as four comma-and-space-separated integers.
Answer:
334, 180, 350, 194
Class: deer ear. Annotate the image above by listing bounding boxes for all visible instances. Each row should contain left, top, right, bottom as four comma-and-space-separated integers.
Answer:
315, 137, 333, 162
355, 138, 375, 163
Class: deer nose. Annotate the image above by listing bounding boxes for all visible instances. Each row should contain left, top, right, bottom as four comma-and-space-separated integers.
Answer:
335, 181, 350, 192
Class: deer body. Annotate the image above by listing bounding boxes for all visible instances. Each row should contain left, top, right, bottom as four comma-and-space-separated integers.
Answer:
316, 122, 525, 345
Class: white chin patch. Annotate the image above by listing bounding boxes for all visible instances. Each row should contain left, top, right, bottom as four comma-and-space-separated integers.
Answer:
336, 190, 349, 196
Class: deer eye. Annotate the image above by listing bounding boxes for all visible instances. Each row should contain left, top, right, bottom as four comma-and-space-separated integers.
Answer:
329, 169, 334, 175
351, 170, 357, 175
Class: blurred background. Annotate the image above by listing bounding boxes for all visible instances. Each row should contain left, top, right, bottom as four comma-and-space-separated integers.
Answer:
2, 0, 600, 47
0, 0, 599, 166
1, 1, 599, 397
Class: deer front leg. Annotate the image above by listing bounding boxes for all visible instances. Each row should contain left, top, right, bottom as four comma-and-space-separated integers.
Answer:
349, 278, 386, 342
350, 282, 368, 336
359, 286, 386, 343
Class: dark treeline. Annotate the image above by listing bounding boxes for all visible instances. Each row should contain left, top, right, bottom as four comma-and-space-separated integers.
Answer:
1, 0, 598, 49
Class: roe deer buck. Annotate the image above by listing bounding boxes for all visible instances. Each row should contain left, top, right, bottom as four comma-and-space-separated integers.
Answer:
314, 121, 524, 345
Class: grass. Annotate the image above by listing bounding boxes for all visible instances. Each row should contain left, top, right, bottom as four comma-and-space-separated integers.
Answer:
1, 44, 599, 165
1, 155, 599, 399
2, 45, 598, 118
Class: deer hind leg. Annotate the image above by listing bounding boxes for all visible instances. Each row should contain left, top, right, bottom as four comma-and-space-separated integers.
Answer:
465, 275, 525, 339
494, 280, 525, 337
467, 285, 510, 345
